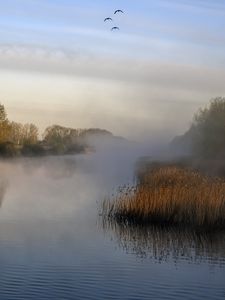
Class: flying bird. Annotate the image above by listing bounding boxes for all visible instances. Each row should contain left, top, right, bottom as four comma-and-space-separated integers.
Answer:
114, 9, 124, 14
111, 27, 120, 31
104, 17, 113, 22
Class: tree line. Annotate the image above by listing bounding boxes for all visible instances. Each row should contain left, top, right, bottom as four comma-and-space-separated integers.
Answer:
172, 97, 225, 160
0, 103, 112, 157
171, 97, 225, 176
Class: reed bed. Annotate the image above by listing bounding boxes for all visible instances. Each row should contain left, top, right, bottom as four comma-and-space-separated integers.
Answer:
103, 166, 225, 229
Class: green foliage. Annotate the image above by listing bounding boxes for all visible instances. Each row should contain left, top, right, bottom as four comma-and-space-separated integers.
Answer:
21, 144, 45, 156
0, 104, 39, 156
191, 97, 225, 158
171, 97, 225, 160
0, 102, 113, 157
43, 125, 112, 154
43, 125, 74, 147
0, 142, 18, 157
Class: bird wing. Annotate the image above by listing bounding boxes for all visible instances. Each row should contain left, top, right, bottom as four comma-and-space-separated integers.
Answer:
111, 27, 119, 31
104, 17, 112, 21
114, 10, 124, 14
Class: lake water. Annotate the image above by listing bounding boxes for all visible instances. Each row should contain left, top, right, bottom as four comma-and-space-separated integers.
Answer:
0, 155, 224, 300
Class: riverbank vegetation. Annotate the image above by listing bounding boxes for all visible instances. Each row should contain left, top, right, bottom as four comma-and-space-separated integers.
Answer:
171, 97, 225, 160
103, 165, 225, 229
103, 98, 225, 230
0, 103, 113, 157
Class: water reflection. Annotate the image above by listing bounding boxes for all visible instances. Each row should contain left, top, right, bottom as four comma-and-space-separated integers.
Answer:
0, 178, 8, 207
0, 157, 224, 300
20, 156, 78, 179
102, 219, 225, 265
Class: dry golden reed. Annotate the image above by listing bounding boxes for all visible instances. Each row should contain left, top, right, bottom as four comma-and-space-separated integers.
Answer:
103, 166, 225, 229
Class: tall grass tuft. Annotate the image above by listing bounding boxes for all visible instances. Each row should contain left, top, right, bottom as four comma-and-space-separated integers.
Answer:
103, 166, 225, 229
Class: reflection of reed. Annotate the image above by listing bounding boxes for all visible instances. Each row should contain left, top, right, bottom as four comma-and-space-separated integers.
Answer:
0, 179, 8, 207
101, 217, 225, 264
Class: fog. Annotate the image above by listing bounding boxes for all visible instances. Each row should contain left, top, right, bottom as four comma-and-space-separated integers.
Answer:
0, 140, 154, 270
0, 129, 224, 300
0, 138, 151, 219
0, 2, 225, 298
2, 50, 225, 143
1, 0, 225, 143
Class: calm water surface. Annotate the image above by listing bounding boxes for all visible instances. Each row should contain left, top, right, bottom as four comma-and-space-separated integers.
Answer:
0, 155, 224, 300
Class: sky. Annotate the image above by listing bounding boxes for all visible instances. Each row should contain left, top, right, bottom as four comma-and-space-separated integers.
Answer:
0, 0, 225, 141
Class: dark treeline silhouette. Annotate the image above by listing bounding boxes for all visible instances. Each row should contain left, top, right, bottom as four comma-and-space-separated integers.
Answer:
100, 97, 225, 232
0, 103, 113, 157
170, 97, 225, 176
172, 97, 225, 159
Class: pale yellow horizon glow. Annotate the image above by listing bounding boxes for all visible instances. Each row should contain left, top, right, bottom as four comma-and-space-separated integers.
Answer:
1, 64, 225, 142
1, 0, 225, 143
0, 48, 225, 140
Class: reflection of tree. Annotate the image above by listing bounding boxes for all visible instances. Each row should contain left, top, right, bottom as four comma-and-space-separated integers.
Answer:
102, 219, 225, 265
44, 158, 77, 180
21, 157, 77, 180
0, 179, 8, 207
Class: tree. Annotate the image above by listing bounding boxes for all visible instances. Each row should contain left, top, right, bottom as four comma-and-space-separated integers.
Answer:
22, 123, 39, 145
0, 104, 7, 122
191, 97, 225, 158
0, 103, 10, 143
172, 97, 225, 159
42, 125, 70, 153
9, 121, 24, 145
8, 122, 38, 145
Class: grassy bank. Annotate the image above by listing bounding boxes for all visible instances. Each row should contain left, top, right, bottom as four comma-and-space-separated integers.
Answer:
103, 165, 225, 230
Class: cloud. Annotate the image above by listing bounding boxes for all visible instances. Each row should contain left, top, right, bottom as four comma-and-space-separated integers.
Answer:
0, 44, 225, 96
0, 1, 224, 143
1, 44, 225, 143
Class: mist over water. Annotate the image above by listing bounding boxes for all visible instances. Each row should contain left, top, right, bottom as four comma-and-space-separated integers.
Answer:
1, 0, 225, 298
0, 148, 224, 299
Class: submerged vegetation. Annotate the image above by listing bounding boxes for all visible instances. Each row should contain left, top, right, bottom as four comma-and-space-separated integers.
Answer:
103, 166, 225, 229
